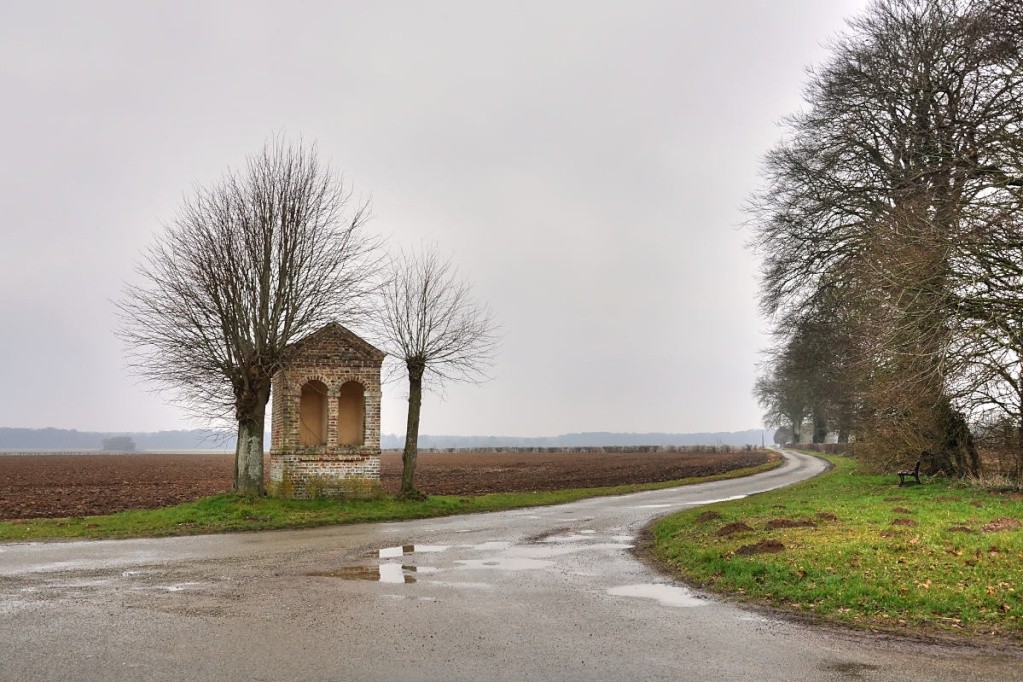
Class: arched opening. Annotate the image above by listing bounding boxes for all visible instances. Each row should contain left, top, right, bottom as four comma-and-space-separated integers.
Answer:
299, 380, 328, 447
338, 381, 365, 446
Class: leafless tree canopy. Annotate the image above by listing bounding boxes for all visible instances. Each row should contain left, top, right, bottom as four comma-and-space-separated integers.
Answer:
117, 139, 379, 494
379, 247, 498, 385
749, 0, 1023, 476
377, 246, 498, 498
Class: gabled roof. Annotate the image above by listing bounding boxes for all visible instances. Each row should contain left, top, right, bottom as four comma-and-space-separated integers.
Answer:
287, 322, 386, 363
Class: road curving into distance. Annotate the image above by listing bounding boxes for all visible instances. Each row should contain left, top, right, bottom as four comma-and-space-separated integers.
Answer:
1, 449, 1020, 681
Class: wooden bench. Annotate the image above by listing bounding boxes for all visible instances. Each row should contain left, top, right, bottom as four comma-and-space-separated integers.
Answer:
897, 461, 922, 486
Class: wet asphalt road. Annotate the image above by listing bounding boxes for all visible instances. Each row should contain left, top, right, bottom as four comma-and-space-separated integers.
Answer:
1, 449, 1021, 681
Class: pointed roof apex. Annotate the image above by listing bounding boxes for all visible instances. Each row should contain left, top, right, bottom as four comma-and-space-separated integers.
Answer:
289, 322, 385, 362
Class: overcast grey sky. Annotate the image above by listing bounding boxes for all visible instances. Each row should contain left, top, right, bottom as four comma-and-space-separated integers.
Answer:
0, 1, 868, 437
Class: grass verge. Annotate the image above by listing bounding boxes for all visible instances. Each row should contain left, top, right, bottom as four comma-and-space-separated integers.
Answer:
649, 455, 1023, 641
0, 459, 781, 543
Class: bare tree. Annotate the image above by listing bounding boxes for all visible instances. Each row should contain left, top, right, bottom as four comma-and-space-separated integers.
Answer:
377, 246, 498, 499
117, 139, 379, 496
754, 370, 809, 445
750, 0, 1023, 475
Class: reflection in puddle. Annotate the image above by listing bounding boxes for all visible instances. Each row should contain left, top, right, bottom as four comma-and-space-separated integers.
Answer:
310, 565, 418, 584
379, 563, 413, 584
608, 584, 705, 608
378, 545, 450, 559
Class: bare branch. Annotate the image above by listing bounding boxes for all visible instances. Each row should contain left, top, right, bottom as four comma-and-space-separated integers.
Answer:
116, 137, 381, 494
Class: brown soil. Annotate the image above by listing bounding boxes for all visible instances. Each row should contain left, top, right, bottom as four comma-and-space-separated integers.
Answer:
0, 448, 774, 520
815, 512, 838, 521
735, 539, 786, 556
980, 517, 1022, 533
717, 522, 754, 537
891, 518, 918, 527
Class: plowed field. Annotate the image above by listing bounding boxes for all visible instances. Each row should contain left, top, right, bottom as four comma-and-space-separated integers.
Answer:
0, 449, 774, 519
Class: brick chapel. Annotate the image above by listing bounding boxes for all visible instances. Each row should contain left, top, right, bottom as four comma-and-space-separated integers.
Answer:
268, 322, 385, 499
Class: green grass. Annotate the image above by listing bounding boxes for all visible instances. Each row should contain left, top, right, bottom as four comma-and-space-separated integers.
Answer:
650, 455, 1023, 641
0, 459, 781, 543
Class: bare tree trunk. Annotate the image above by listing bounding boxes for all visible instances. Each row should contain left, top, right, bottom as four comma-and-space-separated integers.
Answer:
789, 415, 803, 444
235, 420, 263, 496
399, 366, 426, 500
812, 409, 828, 444
234, 383, 269, 497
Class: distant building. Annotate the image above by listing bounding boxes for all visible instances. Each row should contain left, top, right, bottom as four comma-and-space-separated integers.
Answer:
268, 322, 385, 498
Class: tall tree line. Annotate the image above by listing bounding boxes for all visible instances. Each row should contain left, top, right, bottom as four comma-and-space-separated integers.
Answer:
751, 0, 1023, 476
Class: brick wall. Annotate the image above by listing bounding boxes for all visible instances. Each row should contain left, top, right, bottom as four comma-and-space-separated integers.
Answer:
269, 323, 385, 499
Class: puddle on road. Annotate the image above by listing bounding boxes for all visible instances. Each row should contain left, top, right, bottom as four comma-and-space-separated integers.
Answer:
377, 545, 449, 559
382, 594, 438, 602
455, 558, 553, 571
158, 582, 202, 592
310, 564, 419, 584
608, 584, 706, 608
471, 541, 512, 552
539, 533, 593, 543
379, 564, 416, 584
315, 545, 452, 585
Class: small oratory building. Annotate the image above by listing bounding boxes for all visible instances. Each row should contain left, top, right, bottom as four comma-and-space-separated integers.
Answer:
269, 322, 385, 499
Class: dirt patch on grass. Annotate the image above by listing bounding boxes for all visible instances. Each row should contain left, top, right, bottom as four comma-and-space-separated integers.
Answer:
891, 518, 918, 527
717, 522, 754, 537
892, 507, 913, 514
980, 517, 1022, 533
0, 449, 775, 519
735, 540, 786, 556
765, 518, 816, 530
815, 512, 838, 521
